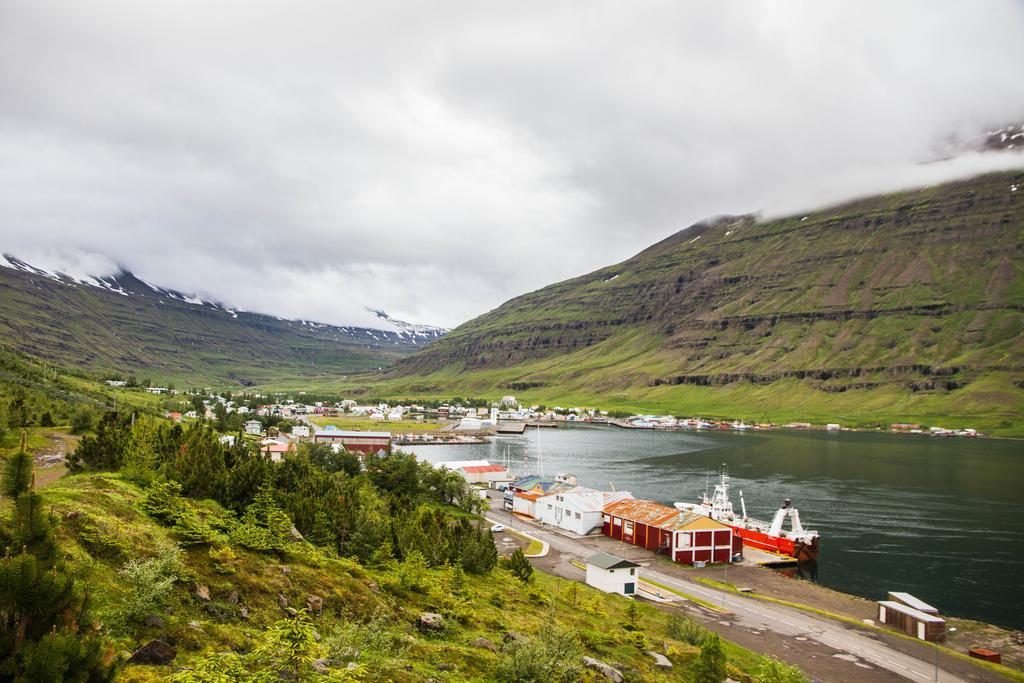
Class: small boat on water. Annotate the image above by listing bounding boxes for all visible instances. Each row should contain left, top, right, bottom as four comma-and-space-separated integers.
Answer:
674, 467, 820, 562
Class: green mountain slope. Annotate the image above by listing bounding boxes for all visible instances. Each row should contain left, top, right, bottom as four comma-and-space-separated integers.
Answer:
387, 170, 1024, 433
0, 263, 444, 386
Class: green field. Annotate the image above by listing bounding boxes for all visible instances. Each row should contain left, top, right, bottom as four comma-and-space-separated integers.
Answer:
308, 415, 447, 433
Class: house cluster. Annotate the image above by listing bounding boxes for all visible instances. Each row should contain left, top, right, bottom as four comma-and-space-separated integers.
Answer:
617, 415, 766, 431
241, 421, 393, 460
890, 423, 980, 438
503, 475, 744, 566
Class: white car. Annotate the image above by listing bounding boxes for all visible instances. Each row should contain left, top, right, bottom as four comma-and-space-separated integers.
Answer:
490, 524, 506, 533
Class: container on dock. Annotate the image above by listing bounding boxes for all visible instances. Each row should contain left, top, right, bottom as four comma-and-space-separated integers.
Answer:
877, 600, 946, 641
968, 648, 1001, 664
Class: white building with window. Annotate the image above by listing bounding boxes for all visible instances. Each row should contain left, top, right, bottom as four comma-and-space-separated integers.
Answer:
585, 552, 640, 596
291, 424, 310, 438
535, 487, 632, 535
244, 420, 263, 435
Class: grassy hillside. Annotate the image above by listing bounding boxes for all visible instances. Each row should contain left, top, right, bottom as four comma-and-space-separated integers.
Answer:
30, 471, 781, 682
376, 171, 1024, 434
0, 265, 442, 387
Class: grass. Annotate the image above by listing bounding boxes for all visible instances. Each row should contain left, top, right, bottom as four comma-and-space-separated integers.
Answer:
308, 415, 444, 433
694, 578, 1024, 681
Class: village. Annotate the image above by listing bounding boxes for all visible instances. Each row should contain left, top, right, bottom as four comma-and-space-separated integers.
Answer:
135, 384, 985, 447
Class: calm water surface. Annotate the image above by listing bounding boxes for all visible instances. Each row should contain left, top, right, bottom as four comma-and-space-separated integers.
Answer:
408, 425, 1024, 630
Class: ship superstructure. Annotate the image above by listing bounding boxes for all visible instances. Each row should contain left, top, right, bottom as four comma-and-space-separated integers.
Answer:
674, 467, 820, 561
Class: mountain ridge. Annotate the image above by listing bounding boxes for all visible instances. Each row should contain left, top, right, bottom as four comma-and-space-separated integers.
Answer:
385, 170, 1024, 432
0, 255, 446, 385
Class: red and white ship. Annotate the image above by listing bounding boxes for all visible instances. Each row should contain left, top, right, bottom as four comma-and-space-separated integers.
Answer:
674, 467, 820, 562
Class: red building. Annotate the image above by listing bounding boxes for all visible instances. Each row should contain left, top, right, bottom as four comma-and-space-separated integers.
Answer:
602, 498, 742, 565
313, 427, 392, 454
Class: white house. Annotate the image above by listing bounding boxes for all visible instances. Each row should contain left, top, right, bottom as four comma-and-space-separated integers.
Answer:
244, 420, 263, 435
292, 424, 310, 438
105, 380, 127, 387
585, 552, 640, 596
535, 487, 633, 535
218, 435, 236, 447
145, 387, 168, 394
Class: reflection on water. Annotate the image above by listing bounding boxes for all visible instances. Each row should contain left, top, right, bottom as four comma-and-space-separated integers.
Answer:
408, 425, 1024, 629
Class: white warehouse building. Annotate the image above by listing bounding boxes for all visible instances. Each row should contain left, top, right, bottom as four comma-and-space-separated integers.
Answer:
534, 487, 633, 535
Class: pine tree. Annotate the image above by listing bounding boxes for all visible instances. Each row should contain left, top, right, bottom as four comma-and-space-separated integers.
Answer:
694, 633, 727, 683
173, 423, 227, 500
0, 440, 116, 680
505, 548, 534, 583
2, 432, 32, 498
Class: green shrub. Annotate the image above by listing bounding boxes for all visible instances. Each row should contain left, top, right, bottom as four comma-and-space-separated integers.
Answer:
669, 614, 708, 646
694, 632, 727, 683
209, 545, 239, 574
495, 626, 582, 682
113, 543, 181, 627
757, 656, 809, 683
578, 628, 615, 650
501, 548, 533, 583
173, 508, 218, 545
141, 480, 187, 524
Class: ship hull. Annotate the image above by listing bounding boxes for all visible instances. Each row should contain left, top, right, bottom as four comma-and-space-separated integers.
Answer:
729, 525, 819, 561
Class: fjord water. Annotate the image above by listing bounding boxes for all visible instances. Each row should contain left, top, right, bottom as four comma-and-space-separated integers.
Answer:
408, 426, 1024, 630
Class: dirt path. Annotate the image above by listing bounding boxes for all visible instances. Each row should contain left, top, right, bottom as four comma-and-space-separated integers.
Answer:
32, 431, 75, 488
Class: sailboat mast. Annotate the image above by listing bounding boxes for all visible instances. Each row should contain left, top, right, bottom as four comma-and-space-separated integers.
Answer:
537, 424, 544, 477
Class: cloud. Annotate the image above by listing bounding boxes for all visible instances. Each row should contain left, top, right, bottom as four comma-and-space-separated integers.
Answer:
1, 0, 1022, 328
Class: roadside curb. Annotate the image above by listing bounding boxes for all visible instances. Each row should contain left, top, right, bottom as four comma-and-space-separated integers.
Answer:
487, 517, 550, 557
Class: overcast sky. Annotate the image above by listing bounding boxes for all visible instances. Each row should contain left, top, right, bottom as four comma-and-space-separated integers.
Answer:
2, 1, 1023, 329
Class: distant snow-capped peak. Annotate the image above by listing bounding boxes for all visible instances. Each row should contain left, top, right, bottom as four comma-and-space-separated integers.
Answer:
0, 253, 446, 339
367, 308, 450, 338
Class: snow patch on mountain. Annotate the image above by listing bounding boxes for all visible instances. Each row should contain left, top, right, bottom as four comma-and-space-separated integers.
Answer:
1, 253, 447, 343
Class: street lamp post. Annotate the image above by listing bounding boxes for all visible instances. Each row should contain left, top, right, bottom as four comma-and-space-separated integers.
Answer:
935, 627, 956, 682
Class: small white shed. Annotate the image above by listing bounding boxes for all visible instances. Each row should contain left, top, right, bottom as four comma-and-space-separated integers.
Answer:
585, 552, 640, 596
292, 424, 310, 438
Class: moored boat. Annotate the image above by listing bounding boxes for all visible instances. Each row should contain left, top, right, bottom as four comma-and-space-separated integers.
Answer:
674, 467, 820, 561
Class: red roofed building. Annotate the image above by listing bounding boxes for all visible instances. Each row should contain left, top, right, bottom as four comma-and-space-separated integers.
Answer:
435, 459, 514, 487
603, 498, 742, 565
261, 442, 293, 463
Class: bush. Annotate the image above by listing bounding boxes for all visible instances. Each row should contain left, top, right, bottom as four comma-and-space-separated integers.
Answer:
70, 406, 95, 434
114, 544, 181, 626
209, 545, 239, 574
173, 508, 218, 545
141, 480, 187, 524
757, 657, 809, 683
496, 626, 582, 682
668, 614, 708, 645
501, 548, 533, 583
694, 632, 727, 683
329, 609, 409, 666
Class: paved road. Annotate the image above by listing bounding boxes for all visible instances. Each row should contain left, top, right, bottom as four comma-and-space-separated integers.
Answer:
488, 505, 966, 683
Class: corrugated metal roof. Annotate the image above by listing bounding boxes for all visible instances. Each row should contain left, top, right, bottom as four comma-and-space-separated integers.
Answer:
461, 465, 508, 473
603, 498, 728, 532
510, 476, 576, 495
